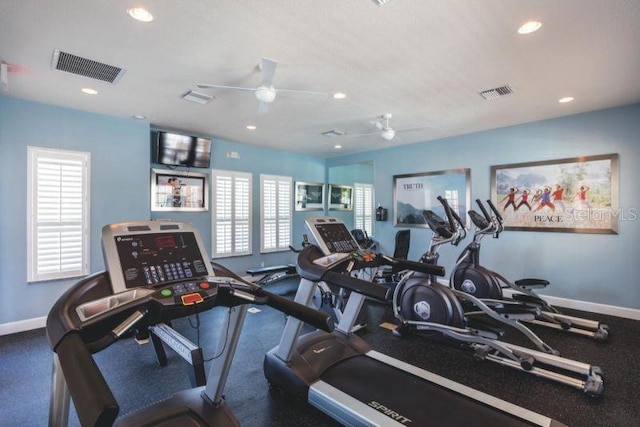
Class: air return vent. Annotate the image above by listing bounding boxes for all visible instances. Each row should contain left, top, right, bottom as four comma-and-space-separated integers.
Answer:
182, 90, 214, 104
51, 49, 126, 83
479, 85, 514, 100
321, 129, 346, 137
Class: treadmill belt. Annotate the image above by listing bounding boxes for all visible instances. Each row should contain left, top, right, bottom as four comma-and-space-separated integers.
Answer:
322, 355, 539, 426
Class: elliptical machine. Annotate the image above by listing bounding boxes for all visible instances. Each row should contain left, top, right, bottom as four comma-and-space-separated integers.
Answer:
392, 197, 604, 396
451, 199, 609, 342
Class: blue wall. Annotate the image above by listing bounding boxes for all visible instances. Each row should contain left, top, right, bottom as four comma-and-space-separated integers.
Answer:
2, 95, 638, 325
0, 96, 325, 324
150, 138, 326, 273
328, 103, 640, 310
0, 96, 150, 324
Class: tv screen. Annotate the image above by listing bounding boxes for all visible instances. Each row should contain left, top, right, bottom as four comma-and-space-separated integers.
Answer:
154, 131, 211, 168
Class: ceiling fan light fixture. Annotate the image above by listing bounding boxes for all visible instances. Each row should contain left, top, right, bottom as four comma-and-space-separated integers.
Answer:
255, 87, 276, 103
381, 129, 395, 140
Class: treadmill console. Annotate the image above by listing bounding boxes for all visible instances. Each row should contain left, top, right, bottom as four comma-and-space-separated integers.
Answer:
103, 221, 214, 294
305, 217, 360, 255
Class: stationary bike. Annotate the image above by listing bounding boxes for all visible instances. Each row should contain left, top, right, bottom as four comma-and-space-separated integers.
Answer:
392, 196, 604, 396
451, 199, 609, 342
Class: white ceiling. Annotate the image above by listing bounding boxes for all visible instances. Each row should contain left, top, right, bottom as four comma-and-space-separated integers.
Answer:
1, 0, 639, 158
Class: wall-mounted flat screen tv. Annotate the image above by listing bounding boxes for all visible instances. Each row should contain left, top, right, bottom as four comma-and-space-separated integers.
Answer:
153, 131, 212, 168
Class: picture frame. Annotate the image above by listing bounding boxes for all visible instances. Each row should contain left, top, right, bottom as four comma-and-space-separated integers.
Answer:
394, 169, 471, 228
490, 153, 619, 234
328, 184, 353, 211
295, 181, 324, 211
151, 168, 209, 212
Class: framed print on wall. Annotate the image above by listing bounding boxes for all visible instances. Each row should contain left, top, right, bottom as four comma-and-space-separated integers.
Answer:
328, 184, 353, 211
393, 168, 471, 228
490, 153, 619, 234
295, 181, 324, 211
151, 168, 209, 212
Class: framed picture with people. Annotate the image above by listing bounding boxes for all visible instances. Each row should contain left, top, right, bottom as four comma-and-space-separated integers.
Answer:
490, 154, 619, 234
151, 169, 209, 212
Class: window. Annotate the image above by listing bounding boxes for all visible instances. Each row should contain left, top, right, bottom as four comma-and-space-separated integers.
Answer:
211, 170, 252, 258
27, 147, 90, 282
354, 183, 374, 237
260, 174, 292, 253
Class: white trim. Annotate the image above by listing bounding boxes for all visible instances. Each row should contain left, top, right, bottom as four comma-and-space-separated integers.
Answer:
437, 278, 640, 320
502, 289, 640, 320
2, 291, 638, 336
0, 316, 47, 336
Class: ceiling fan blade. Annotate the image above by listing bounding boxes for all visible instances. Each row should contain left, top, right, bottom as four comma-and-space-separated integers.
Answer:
396, 125, 431, 133
372, 121, 384, 130
197, 83, 257, 92
258, 101, 270, 114
260, 58, 278, 87
341, 131, 383, 139
275, 88, 328, 98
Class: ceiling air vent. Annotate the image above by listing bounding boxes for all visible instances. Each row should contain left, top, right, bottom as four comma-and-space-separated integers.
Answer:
182, 90, 214, 105
479, 85, 514, 100
51, 49, 126, 84
322, 129, 346, 137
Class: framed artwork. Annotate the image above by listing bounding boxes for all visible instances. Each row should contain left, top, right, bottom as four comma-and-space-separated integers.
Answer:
151, 169, 209, 212
295, 181, 324, 211
328, 184, 353, 211
490, 153, 619, 234
393, 169, 471, 228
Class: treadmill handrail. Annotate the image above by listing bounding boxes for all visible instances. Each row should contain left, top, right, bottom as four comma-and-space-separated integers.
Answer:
296, 245, 392, 301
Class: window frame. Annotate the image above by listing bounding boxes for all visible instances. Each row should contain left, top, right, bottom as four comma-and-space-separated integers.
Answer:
211, 169, 253, 258
260, 174, 293, 253
27, 146, 91, 282
353, 182, 375, 237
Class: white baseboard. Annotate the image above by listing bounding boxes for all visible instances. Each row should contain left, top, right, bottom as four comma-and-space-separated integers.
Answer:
500, 289, 640, 320
0, 316, 47, 336
2, 289, 638, 336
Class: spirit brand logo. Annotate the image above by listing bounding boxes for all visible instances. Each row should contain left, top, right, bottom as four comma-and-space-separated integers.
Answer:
368, 401, 412, 424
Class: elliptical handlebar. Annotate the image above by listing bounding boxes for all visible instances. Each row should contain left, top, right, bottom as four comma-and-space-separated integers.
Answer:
486, 199, 503, 223
437, 195, 467, 245
476, 199, 492, 222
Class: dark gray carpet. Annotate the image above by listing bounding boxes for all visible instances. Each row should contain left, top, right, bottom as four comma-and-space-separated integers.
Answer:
1, 277, 638, 426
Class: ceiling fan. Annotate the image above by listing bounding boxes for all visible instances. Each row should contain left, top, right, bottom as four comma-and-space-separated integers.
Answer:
339, 114, 429, 141
197, 58, 327, 113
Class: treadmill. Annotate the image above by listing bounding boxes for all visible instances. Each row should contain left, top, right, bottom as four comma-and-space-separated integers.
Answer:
47, 220, 332, 427
264, 217, 566, 427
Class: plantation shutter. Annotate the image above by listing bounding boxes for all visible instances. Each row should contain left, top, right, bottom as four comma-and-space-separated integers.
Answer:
261, 175, 292, 252
212, 170, 252, 257
27, 147, 90, 282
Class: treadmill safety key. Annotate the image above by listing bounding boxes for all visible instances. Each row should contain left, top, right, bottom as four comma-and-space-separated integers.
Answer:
181, 293, 204, 306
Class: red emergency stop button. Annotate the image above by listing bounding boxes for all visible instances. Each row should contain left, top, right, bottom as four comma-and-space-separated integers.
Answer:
181, 293, 204, 306
199, 282, 210, 289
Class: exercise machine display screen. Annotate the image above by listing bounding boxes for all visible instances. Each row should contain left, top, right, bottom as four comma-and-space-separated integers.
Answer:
114, 232, 209, 289
312, 223, 360, 254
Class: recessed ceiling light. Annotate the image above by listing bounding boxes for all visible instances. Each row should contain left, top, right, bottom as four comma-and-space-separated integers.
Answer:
334, 144, 343, 149
132, 114, 146, 120
332, 92, 347, 100
127, 7, 154, 22
558, 97, 575, 103
81, 88, 98, 95
518, 21, 542, 34
246, 125, 257, 130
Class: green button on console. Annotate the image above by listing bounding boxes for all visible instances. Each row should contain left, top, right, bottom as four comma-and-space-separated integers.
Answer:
161, 288, 172, 297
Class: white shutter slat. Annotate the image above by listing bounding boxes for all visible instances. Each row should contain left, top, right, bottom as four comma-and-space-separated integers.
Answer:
29, 147, 89, 282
